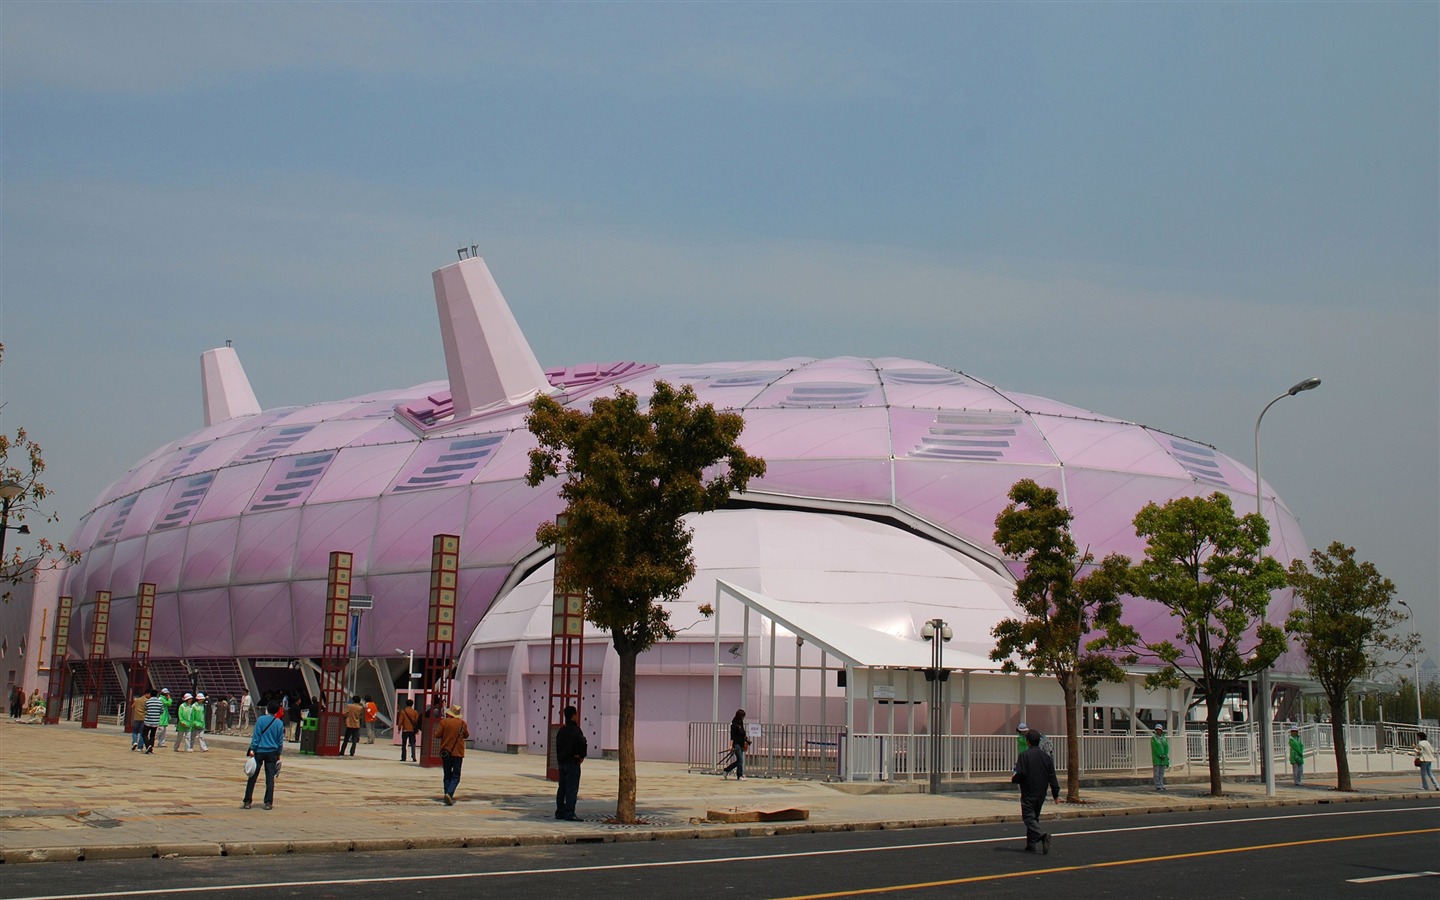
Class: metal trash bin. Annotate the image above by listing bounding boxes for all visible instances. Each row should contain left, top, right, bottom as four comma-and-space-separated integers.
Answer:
299, 717, 319, 755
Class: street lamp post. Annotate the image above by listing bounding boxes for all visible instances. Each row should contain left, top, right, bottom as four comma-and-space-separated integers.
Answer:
1397, 601, 1423, 724
0, 479, 32, 563
1254, 376, 1322, 798
396, 648, 418, 685
921, 618, 953, 795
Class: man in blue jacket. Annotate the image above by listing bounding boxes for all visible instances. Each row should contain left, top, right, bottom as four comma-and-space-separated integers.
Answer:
243, 700, 286, 810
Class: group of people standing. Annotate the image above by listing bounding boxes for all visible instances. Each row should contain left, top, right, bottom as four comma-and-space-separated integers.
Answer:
130, 687, 214, 753
8, 686, 43, 718
339, 695, 381, 755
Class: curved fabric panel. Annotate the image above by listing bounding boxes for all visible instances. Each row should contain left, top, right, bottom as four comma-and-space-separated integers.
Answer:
178, 518, 239, 590
176, 588, 234, 657
233, 510, 301, 584
231, 582, 299, 657
293, 500, 380, 580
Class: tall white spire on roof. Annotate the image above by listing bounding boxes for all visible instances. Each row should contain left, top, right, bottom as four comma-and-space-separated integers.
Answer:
432, 255, 551, 418
200, 345, 261, 426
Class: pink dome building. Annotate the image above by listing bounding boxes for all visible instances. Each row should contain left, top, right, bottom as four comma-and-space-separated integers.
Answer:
58, 256, 1309, 766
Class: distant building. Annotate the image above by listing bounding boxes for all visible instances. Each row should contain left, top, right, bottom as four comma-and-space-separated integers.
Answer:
0, 560, 64, 701
1420, 657, 1438, 690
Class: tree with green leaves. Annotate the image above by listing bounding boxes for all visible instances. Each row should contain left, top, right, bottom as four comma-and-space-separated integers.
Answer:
1096, 492, 1287, 796
990, 478, 1130, 802
1, 343, 81, 601
1285, 542, 1415, 791
525, 380, 765, 823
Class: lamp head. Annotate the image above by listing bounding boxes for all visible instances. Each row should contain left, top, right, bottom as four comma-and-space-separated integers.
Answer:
920, 620, 953, 642
0, 480, 22, 503
1288, 377, 1322, 395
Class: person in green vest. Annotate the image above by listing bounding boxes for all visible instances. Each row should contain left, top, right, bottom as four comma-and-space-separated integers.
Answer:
1150, 723, 1171, 791
174, 693, 193, 752
190, 691, 211, 752
156, 688, 174, 749
1288, 726, 1305, 786
1016, 722, 1029, 757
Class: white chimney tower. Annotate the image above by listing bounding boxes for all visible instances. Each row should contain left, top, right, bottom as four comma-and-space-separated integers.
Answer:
200, 345, 261, 426
432, 256, 551, 419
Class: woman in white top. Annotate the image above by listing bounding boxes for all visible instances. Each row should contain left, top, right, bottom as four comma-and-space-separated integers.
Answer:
1415, 733, 1438, 791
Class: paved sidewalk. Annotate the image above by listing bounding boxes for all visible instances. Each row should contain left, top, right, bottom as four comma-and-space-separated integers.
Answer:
1, 718, 1434, 864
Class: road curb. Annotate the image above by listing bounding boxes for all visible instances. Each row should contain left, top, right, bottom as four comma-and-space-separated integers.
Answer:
1, 791, 1431, 865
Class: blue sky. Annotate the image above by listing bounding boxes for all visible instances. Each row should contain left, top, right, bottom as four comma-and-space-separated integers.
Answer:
2, 1, 1436, 658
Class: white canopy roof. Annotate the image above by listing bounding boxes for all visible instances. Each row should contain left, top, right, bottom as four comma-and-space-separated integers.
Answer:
716, 580, 1003, 672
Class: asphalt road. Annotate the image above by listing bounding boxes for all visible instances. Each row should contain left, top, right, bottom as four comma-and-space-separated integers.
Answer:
2, 799, 1436, 900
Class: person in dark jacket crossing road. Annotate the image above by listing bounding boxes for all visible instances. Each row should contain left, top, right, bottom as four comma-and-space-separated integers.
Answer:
1011, 728, 1060, 854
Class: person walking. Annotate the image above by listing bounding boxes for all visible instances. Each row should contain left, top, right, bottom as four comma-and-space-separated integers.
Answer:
363, 695, 378, 743
240, 690, 253, 729
1011, 728, 1060, 854
434, 704, 469, 805
1150, 724, 1170, 791
154, 688, 173, 749
555, 705, 588, 820
341, 696, 364, 756
142, 688, 164, 753
191, 692, 211, 752
722, 709, 748, 780
243, 700, 286, 810
1415, 732, 1438, 791
1288, 726, 1305, 786
1016, 722, 1029, 758
10, 685, 24, 719
174, 693, 194, 751
396, 698, 421, 762
129, 692, 149, 750
287, 697, 305, 742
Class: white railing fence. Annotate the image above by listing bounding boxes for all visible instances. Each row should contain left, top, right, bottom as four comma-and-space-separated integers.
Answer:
688, 721, 1425, 782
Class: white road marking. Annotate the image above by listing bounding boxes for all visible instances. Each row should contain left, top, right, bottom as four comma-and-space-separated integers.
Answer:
6, 804, 1437, 900
1347, 871, 1440, 883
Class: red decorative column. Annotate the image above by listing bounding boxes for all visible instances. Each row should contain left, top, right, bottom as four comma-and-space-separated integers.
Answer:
546, 518, 584, 781
81, 590, 112, 729
316, 551, 353, 757
124, 583, 156, 730
42, 595, 73, 725
420, 534, 459, 769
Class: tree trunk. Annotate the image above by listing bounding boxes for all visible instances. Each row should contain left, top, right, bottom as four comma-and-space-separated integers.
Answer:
1205, 700, 1224, 796
616, 648, 638, 823
1330, 689, 1353, 792
1061, 674, 1082, 802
